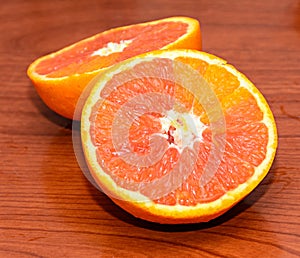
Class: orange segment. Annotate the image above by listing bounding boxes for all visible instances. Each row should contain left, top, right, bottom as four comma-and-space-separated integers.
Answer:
174, 56, 208, 117
225, 122, 268, 166
175, 56, 208, 75
204, 64, 240, 100
129, 114, 162, 155
27, 17, 201, 119
80, 49, 277, 224
223, 86, 264, 124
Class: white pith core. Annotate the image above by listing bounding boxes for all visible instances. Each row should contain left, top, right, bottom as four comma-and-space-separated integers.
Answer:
91, 39, 133, 57
159, 110, 207, 152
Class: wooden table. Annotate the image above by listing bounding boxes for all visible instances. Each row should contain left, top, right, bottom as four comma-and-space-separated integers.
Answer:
1, 0, 299, 257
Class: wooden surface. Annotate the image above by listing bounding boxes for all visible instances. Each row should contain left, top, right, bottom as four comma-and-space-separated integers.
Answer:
1, 0, 300, 257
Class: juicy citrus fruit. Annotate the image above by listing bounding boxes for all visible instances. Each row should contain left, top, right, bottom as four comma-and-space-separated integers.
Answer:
80, 49, 277, 224
27, 17, 201, 119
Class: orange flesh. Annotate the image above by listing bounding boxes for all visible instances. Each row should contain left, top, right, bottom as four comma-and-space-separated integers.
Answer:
35, 22, 188, 77
89, 58, 268, 206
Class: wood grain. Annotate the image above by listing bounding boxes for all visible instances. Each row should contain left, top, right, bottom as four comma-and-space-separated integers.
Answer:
1, 0, 299, 257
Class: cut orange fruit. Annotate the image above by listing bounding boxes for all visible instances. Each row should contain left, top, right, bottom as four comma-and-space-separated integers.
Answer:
80, 49, 277, 224
27, 17, 201, 119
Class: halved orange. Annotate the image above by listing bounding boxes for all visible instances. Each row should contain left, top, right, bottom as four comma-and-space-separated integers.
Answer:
80, 49, 277, 224
27, 17, 201, 119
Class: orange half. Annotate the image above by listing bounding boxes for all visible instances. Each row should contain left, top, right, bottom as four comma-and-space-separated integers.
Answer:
27, 17, 201, 119
80, 49, 277, 224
